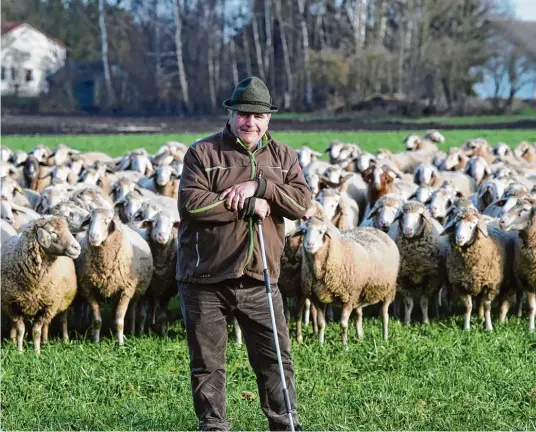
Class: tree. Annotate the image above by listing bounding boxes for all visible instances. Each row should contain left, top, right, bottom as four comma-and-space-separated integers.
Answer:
98, 0, 117, 108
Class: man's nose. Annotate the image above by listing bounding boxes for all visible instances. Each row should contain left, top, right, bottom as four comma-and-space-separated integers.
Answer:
243, 115, 255, 124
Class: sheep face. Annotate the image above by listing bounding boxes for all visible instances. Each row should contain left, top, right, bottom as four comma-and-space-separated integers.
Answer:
80, 166, 105, 186
142, 212, 180, 245
363, 165, 396, 192
50, 144, 76, 167
494, 142, 512, 158
23, 156, 42, 184
413, 185, 435, 204
36, 217, 81, 259
404, 134, 421, 150
1, 177, 24, 201
428, 190, 454, 220
336, 144, 359, 163
111, 178, 139, 202
305, 172, 320, 196
326, 141, 344, 163
10, 150, 27, 166
133, 202, 161, 222
443, 209, 487, 247
443, 149, 466, 171
29, 144, 51, 164
1, 198, 15, 225
316, 190, 340, 221
121, 191, 144, 222
131, 154, 153, 176
323, 166, 343, 184
155, 165, 178, 187
465, 157, 492, 185
425, 129, 445, 144
413, 164, 438, 186
85, 208, 121, 247
499, 200, 534, 231
478, 180, 505, 211
303, 218, 329, 254
36, 186, 71, 214
398, 202, 430, 239
355, 152, 374, 173
0, 146, 12, 162
297, 147, 321, 168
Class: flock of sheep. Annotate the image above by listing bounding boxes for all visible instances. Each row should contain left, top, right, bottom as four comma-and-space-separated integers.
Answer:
1, 130, 536, 353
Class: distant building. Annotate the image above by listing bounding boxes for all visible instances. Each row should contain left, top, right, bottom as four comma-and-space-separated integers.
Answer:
1, 22, 67, 97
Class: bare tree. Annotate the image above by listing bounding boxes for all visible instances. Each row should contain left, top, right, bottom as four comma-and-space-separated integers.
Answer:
98, 0, 117, 108
172, 0, 190, 112
251, 6, 266, 81
274, 0, 292, 109
297, 0, 312, 108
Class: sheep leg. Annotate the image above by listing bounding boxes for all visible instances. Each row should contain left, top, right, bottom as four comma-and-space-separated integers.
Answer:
403, 295, 414, 326
138, 300, 148, 335
432, 289, 441, 319
87, 299, 102, 343
392, 293, 401, 320
295, 296, 306, 344
420, 295, 430, 325
13, 316, 25, 351
32, 321, 44, 355
304, 298, 311, 327
311, 302, 318, 335
499, 295, 512, 324
157, 298, 169, 336
129, 299, 138, 335
462, 294, 472, 331
381, 301, 390, 341
10, 323, 16, 343
477, 299, 485, 322
355, 306, 364, 340
233, 316, 242, 345
151, 299, 158, 326
326, 304, 334, 322
282, 296, 291, 324
312, 300, 326, 344
41, 323, 49, 345
516, 289, 524, 318
340, 303, 353, 348
528, 292, 536, 333
60, 310, 70, 342
483, 299, 493, 332
115, 295, 131, 346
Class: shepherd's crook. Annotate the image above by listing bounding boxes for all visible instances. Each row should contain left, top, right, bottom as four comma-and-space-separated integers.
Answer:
256, 217, 295, 432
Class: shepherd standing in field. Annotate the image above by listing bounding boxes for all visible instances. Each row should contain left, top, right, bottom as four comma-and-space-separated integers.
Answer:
176, 76, 312, 431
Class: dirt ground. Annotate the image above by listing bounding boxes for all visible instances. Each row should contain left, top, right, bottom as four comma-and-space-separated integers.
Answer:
2, 113, 536, 135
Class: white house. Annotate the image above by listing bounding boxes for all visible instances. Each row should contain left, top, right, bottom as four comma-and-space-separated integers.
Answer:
1, 22, 67, 97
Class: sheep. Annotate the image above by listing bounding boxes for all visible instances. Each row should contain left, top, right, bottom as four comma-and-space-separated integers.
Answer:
79, 164, 113, 195
79, 151, 115, 165
441, 207, 516, 331
138, 211, 180, 334
325, 141, 360, 165
376, 148, 439, 173
48, 144, 79, 167
427, 187, 460, 224
137, 165, 180, 199
299, 217, 399, 345
410, 184, 436, 204
424, 129, 446, 144
514, 141, 536, 163
362, 163, 417, 208
484, 183, 530, 218
392, 201, 445, 325
22, 155, 50, 191
296, 146, 322, 169
76, 208, 154, 345
1, 176, 33, 208
404, 134, 438, 152
464, 156, 494, 186
1, 216, 81, 353
476, 178, 507, 213
0, 198, 40, 230
0, 145, 12, 162
316, 188, 359, 230
413, 163, 476, 197
499, 198, 536, 331
437, 147, 469, 171
461, 139, 495, 164
35, 184, 73, 214
360, 193, 405, 233
110, 177, 145, 202
28, 144, 52, 164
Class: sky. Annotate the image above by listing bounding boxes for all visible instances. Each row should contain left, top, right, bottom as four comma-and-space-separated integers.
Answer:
513, 0, 536, 21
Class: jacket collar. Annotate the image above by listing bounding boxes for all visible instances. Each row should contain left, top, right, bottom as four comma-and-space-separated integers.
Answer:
223, 122, 272, 154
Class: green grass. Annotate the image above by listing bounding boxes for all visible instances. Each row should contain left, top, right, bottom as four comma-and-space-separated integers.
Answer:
2, 317, 535, 430
2, 129, 536, 157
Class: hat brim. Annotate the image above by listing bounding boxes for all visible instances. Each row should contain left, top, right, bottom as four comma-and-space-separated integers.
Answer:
223, 99, 278, 113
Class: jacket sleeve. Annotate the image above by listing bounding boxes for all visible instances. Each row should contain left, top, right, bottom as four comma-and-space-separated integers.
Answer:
256, 153, 312, 220
178, 147, 238, 223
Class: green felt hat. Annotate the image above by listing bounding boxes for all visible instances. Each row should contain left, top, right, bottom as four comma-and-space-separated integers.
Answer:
223, 76, 278, 113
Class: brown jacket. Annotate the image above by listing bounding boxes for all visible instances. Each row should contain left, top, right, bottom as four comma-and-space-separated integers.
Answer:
176, 124, 312, 284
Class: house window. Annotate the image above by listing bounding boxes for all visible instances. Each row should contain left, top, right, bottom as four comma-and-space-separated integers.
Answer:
1, 67, 5, 81
25, 69, 33, 82
11, 68, 17, 80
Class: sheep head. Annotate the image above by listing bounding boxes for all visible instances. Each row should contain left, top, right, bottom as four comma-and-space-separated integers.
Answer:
141, 211, 180, 245
499, 198, 536, 232
441, 207, 488, 247
396, 200, 433, 239
32, 216, 81, 259
82, 208, 122, 247
49, 201, 90, 234
368, 194, 405, 232
316, 188, 341, 222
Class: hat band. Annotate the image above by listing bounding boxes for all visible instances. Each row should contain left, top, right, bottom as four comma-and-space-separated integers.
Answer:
229, 100, 273, 109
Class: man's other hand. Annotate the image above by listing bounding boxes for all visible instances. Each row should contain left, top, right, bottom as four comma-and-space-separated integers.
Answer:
220, 181, 258, 212
254, 198, 271, 219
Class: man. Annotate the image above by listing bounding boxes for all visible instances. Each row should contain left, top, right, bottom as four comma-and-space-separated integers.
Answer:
176, 76, 312, 431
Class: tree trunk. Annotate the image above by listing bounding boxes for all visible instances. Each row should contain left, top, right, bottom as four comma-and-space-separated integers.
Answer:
251, 8, 266, 81
242, 29, 253, 77
172, 0, 190, 112
275, 0, 292, 110
229, 38, 239, 86
208, 36, 216, 111
98, 0, 116, 108
297, 0, 312, 109
264, 0, 275, 90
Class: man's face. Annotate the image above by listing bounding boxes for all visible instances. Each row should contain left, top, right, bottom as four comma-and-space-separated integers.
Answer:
229, 111, 270, 147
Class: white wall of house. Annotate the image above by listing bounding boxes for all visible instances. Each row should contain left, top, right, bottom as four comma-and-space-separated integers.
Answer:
1, 24, 66, 97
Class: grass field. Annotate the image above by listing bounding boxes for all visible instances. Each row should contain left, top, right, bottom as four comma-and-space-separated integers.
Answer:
2, 316, 536, 431
2, 128, 536, 430
3, 129, 536, 157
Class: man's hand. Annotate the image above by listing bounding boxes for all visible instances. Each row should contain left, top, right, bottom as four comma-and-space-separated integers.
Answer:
254, 198, 271, 219
220, 180, 258, 212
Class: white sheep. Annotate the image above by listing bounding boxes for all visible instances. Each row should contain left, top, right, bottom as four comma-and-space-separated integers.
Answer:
299, 217, 399, 345
1, 216, 81, 353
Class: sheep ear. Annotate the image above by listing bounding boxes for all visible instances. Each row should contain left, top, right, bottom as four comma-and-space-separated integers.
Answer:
312, 150, 322, 157
173, 220, 181, 229
325, 225, 339, 238
111, 215, 122, 232
441, 219, 457, 236
337, 174, 353, 192
303, 205, 319, 220
36, 228, 52, 248
323, 145, 331, 154
421, 209, 433, 224
477, 218, 488, 237
133, 185, 143, 194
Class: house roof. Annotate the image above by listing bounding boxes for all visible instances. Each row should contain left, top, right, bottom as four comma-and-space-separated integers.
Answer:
1, 21, 67, 49
491, 19, 536, 60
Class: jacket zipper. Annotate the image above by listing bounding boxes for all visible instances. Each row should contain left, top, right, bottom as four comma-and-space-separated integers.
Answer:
243, 145, 264, 270
195, 231, 201, 267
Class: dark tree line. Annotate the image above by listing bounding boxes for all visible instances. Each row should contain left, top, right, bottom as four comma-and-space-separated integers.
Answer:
2, 0, 528, 114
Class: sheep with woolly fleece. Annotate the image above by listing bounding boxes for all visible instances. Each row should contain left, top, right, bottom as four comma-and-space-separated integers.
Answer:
138, 211, 180, 335
316, 188, 359, 230
391, 201, 445, 324
514, 141, 536, 163
360, 193, 405, 234
299, 217, 399, 344
413, 163, 476, 197
376, 148, 440, 173
499, 198, 536, 331
441, 207, 516, 331
324, 141, 360, 165
427, 185, 461, 224
319, 166, 368, 218
76, 208, 153, 344
1, 216, 81, 352
28, 144, 52, 164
